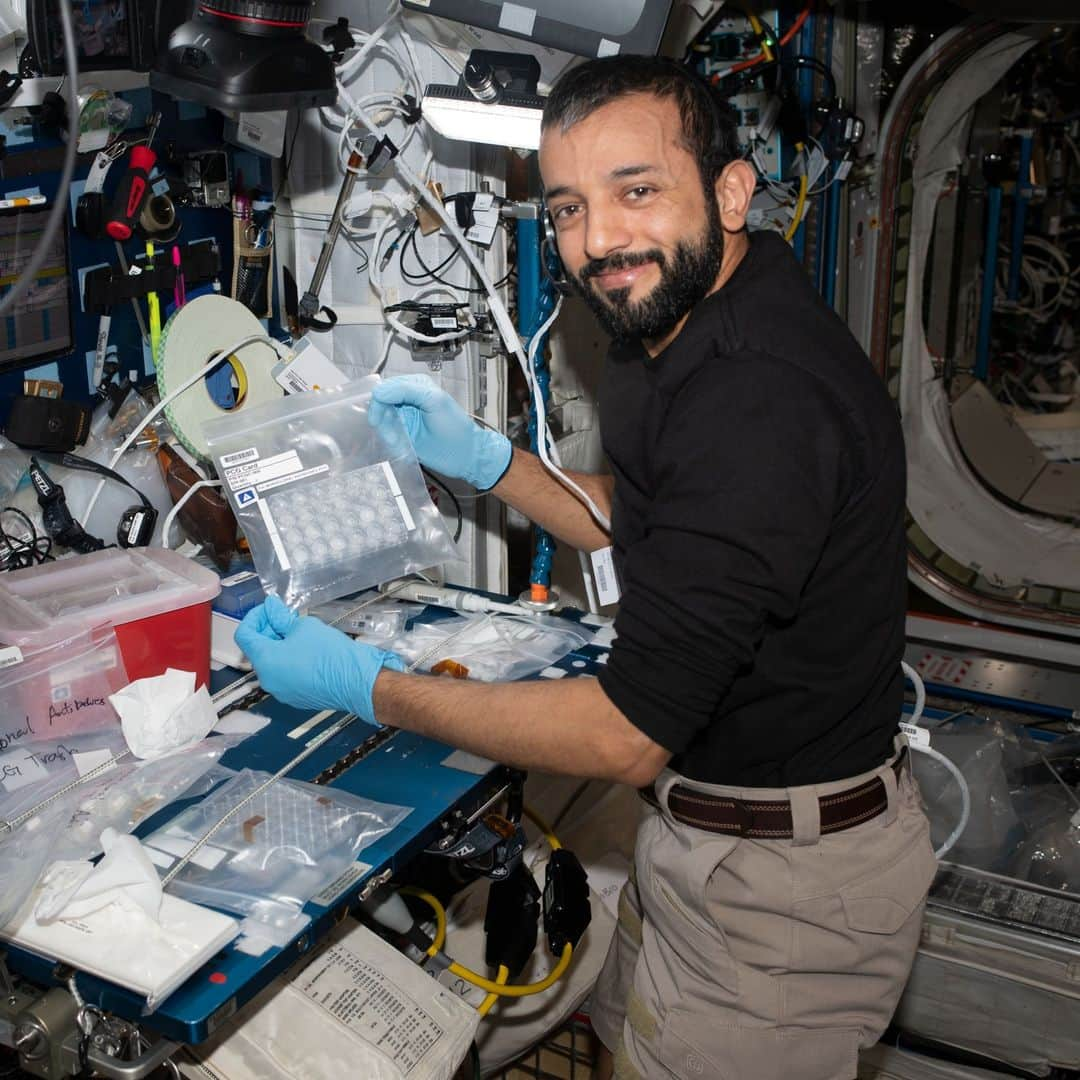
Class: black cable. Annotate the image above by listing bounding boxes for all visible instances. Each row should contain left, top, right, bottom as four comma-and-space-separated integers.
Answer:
790, 55, 837, 100
402, 223, 513, 292
0, 507, 53, 570
275, 115, 304, 203
470, 1042, 481, 1080
422, 466, 463, 543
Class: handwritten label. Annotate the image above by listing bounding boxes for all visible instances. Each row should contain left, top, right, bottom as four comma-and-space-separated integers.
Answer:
47, 696, 106, 725
0, 717, 37, 752
0, 749, 49, 791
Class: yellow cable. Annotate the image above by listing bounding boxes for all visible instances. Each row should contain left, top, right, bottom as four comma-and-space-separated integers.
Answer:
478, 966, 509, 1017
398, 886, 446, 956
522, 805, 561, 850
449, 944, 573, 998
747, 11, 774, 62
785, 142, 808, 243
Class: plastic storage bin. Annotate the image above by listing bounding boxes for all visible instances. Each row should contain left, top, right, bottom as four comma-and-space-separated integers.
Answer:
0, 549, 221, 687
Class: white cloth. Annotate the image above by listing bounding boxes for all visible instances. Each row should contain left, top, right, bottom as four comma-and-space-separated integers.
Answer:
34, 827, 163, 923
109, 669, 218, 759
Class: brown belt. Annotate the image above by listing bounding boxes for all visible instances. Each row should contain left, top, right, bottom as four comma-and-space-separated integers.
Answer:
640, 750, 907, 839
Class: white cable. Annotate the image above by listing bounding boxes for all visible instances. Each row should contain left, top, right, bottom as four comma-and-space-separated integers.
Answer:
342, 87, 612, 533
80, 334, 288, 527
161, 480, 223, 549
901, 660, 925, 725
909, 742, 970, 859
900, 660, 968, 858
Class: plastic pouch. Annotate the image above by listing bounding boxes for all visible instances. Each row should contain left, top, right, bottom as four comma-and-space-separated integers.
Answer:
51, 735, 246, 863
310, 595, 423, 638
204, 378, 459, 610
377, 612, 590, 681
0, 625, 128, 744
0, 729, 130, 928
145, 769, 411, 928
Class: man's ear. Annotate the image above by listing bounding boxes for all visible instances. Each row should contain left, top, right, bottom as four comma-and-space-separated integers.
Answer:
714, 160, 756, 233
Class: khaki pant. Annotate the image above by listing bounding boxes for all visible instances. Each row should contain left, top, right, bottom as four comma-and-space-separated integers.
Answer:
591, 746, 936, 1080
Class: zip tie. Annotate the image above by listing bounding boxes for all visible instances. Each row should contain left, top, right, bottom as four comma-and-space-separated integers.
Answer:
0, 751, 133, 835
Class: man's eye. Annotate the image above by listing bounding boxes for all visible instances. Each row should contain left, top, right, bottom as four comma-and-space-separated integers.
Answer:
553, 205, 578, 220
627, 186, 655, 199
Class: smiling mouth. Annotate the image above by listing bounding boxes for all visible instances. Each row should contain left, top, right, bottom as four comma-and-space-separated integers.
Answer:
590, 261, 656, 291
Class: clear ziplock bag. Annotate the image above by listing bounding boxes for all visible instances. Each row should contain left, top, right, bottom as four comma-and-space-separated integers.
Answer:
0, 729, 130, 928
0, 625, 128, 744
144, 769, 411, 928
0, 732, 240, 928
203, 378, 459, 610
373, 612, 591, 682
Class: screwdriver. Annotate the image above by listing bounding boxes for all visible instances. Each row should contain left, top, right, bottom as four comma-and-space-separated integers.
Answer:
106, 112, 161, 242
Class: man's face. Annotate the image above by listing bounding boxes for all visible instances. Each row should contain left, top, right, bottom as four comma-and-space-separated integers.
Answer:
539, 93, 724, 345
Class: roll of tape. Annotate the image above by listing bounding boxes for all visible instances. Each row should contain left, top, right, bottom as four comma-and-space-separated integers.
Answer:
157, 295, 283, 461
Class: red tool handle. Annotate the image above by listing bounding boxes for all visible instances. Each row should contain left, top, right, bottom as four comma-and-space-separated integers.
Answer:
106, 145, 158, 241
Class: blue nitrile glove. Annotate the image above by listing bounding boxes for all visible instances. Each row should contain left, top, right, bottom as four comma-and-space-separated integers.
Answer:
369, 374, 512, 491
234, 595, 406, 724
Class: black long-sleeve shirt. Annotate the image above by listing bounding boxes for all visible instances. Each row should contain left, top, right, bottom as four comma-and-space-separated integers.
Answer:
596, 231, 907, 787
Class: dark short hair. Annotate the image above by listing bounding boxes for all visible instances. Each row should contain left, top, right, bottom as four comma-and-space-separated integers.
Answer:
541, 55, 739, 188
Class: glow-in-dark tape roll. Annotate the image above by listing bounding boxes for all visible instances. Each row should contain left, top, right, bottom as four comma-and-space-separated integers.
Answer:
156, 295, 283, 461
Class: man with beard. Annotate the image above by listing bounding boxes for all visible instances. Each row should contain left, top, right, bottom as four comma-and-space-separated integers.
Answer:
237, 56, 935, 1080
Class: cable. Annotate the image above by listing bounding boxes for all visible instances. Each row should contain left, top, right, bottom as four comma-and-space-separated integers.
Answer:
747, 11, 773, 62
901, 660, 926, 725
790, 55, 836, 100
523, 805, 562, 851
0, 507, 52, 570
79, 334, 289, 527
784, 144, 809, 242
341, 88, 612, 534
0, 0, 77, 318
421, 466, 463, 542
901, 661, 968, 859
160, 479, 223, 549
398, 886, 446, 957
477, 966, 509, 1018
713, 3, 812, 82
912, 743, 970, 860
449, 944, 573, 998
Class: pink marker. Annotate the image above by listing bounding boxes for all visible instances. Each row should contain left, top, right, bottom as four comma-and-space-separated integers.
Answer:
172, 246, 186, 309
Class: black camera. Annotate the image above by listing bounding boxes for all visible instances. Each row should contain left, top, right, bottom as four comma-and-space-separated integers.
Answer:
25, 0, 190, 77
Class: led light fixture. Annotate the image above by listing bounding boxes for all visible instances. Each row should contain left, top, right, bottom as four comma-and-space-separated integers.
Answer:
150, 1, 336, 114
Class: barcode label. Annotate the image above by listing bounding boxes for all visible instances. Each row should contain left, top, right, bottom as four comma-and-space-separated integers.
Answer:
221, 447, 259, 467
590, 546, 621, 606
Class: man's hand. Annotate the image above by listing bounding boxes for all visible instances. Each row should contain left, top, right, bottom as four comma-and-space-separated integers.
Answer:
369, 374, 511, 491
234, 595, 405, 723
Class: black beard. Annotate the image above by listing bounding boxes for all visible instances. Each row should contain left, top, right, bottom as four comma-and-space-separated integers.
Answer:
566, 202, 724, 344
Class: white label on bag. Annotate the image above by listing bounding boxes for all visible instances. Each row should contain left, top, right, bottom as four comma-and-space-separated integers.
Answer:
0, 646, 23, 668
381, 461, 416, 531
590, 546, 621, 606
0, 749, 48, 791
257, 499, 291, 571
72, 749, 117, 777
256, 463, 330, 494
310, 861, 372, 907
225, 449, 302, 491
221, 570, 259, 587
899, 721, 930, 748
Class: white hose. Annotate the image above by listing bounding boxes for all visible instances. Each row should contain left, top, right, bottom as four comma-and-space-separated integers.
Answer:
161, 480, 222, 549
910, 742, 970, 859
901, 660, 969, 858
901, 659, 925, 724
